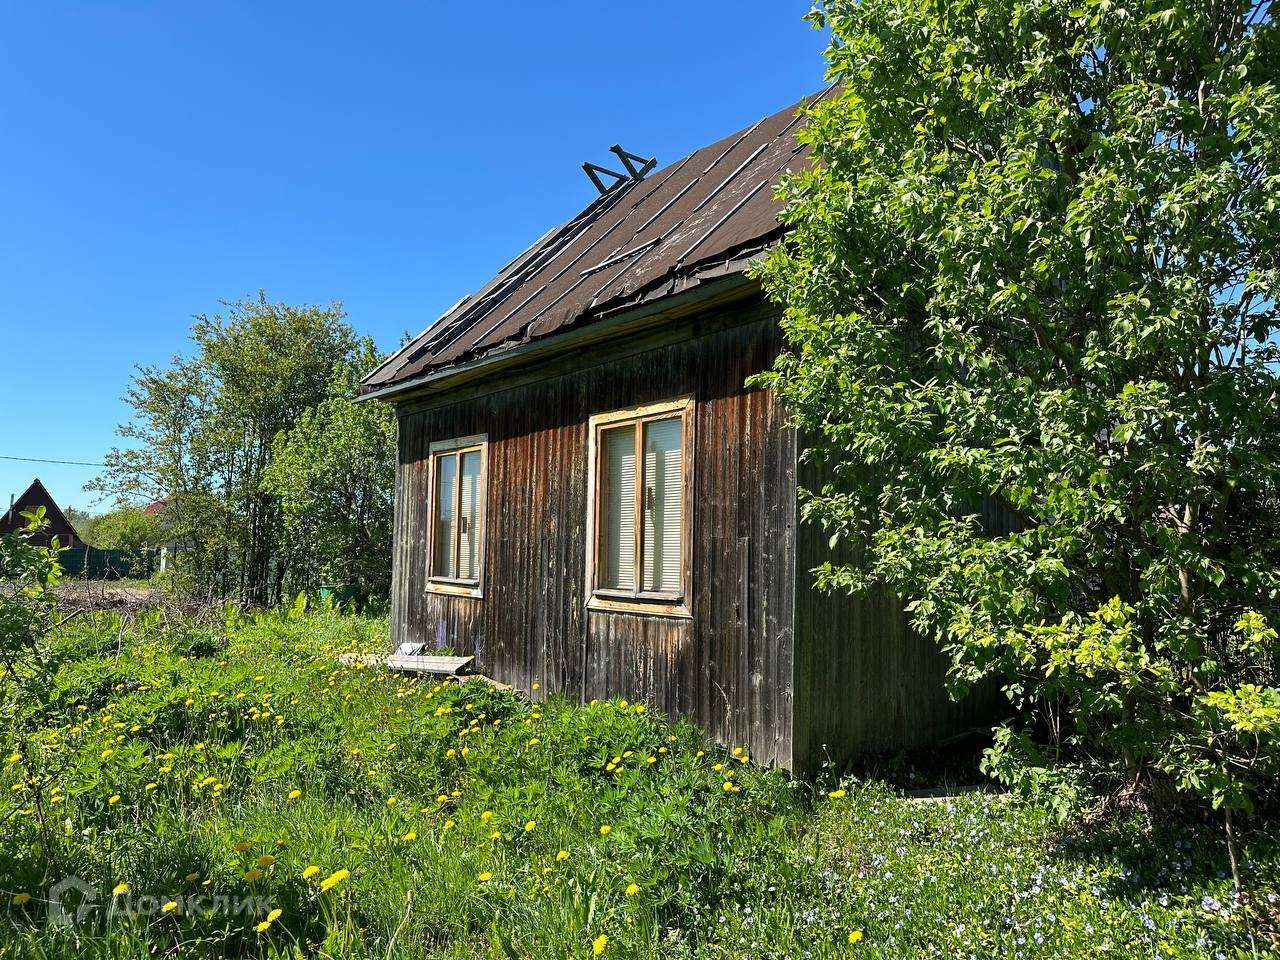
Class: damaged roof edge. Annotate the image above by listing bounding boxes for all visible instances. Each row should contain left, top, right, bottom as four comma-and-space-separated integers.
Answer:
355, 268, 764, 406
361, 91, 821, 395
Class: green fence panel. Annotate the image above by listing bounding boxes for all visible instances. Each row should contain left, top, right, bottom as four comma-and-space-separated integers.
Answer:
59, 548, 156, 581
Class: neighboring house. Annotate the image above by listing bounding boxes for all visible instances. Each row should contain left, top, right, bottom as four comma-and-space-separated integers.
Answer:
0, 478, 84, 548
143, 498, 183, 571
359, 91, 1000, 773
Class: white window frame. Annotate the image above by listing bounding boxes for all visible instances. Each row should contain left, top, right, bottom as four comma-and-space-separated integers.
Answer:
585, 397, 694, 619
426, 433, 488, 599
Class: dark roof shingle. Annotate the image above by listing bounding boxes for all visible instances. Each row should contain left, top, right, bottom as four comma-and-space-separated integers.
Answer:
360, 90, 825, 398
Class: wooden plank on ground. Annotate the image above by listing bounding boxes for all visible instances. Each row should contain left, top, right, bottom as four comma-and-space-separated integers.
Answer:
339, 653, 475, 676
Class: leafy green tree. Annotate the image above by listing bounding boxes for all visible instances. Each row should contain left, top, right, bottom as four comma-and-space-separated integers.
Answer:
757, 0, 1280, 885
0, 511, 64, 857
90, 506, 162, 552
92, 293, 363, 605
63, 507, 99, 546
263, 346, 396, 601
0, 510, 61, 683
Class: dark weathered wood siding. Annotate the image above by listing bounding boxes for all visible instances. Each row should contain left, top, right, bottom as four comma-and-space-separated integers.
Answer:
392, 302, 798, 766
790, 474, 1010, 775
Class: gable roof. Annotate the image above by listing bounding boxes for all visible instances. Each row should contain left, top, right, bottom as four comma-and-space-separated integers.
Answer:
358, 89, 828, 401
0, 478, 80, 541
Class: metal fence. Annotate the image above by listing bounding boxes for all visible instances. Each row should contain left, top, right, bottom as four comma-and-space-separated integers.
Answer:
58, 548, 157, 581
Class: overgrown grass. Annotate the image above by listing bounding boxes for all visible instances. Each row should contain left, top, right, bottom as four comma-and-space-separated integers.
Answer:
0, 607, 1275, 958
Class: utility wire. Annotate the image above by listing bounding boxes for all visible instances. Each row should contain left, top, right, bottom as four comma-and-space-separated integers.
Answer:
0, 455, 106, 468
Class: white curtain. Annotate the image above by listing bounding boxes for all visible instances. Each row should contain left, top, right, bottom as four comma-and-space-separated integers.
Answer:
433, 453, 457, 577
601, 425, 636, 590
458, 450, 482, 580
642, 417, 682, 593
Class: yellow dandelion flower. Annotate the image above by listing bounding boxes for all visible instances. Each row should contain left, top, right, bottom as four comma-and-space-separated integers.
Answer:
112, 883, 130, 896
446, 748, 456, 758
144, 782, 157, 792
524, 820, 536, 832
477, 871, 493, 882
403, 831, 417, 841
255, 919, 272, 933
287, 789, 301, 800
528, 737, 540, 746
828, 788, 847, 799
593, 934, 608, 955
723, 781, 735, 792
386, 796, 398, 806
713, 762, 724, 771
489, 830, 502, 840
443, 819, 456, 830
186, 872, 201, 882
108, 794, 120, 805
848, 930, 864, 944
302, 865, 320, 880
732, 747, 743, 757
556, 849, 570, 861
161, 901, 178, 914
599, 824, 612, 835
319, 868, 350, 892
267, 908, 282, 923
101, 748, 114, 759
625, 883, 640, 896
480, 810, 493, 822
12, 893, 30, 906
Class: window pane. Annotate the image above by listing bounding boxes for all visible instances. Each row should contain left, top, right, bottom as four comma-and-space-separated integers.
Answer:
432, 453, 457, 577
600, 424, 636, 590
641, 417, 683, 594
458, 449, 482, 581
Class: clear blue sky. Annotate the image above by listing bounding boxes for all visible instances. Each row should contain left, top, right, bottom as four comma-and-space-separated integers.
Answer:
0, 1, 827, 515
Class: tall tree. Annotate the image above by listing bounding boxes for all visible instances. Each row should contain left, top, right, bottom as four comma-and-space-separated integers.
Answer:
92, 294, 361, 604
758, 0, 1280, 882
263, 344, 396, 602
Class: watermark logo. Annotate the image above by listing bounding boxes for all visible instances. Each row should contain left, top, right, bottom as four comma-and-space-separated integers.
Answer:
45, 875, 274, 929
48, 875, 97, 928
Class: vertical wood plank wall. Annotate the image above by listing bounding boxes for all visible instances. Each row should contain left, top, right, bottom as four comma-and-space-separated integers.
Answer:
391, 305, 798, 767
790, 469, 1009, 775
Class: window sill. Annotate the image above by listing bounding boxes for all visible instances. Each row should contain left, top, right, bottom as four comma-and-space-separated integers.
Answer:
586, 594, 692, 619
427, 579, 483, 599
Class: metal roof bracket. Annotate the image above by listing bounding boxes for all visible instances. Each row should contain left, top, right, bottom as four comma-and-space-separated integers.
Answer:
582, 145, 656, 194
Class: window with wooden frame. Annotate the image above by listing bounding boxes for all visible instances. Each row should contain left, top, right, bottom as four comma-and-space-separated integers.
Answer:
426, 434, 487, 598
586, 397, 693, 617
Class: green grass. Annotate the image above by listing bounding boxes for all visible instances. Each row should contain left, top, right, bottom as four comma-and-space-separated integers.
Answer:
0, 607, 1275, 958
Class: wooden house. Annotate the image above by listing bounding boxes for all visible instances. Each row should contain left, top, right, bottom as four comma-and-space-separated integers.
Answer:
359, 92, 998, 773
0, 478, 83, 548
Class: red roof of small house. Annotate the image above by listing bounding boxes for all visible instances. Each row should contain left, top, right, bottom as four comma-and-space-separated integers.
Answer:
358, 89, 830, 400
